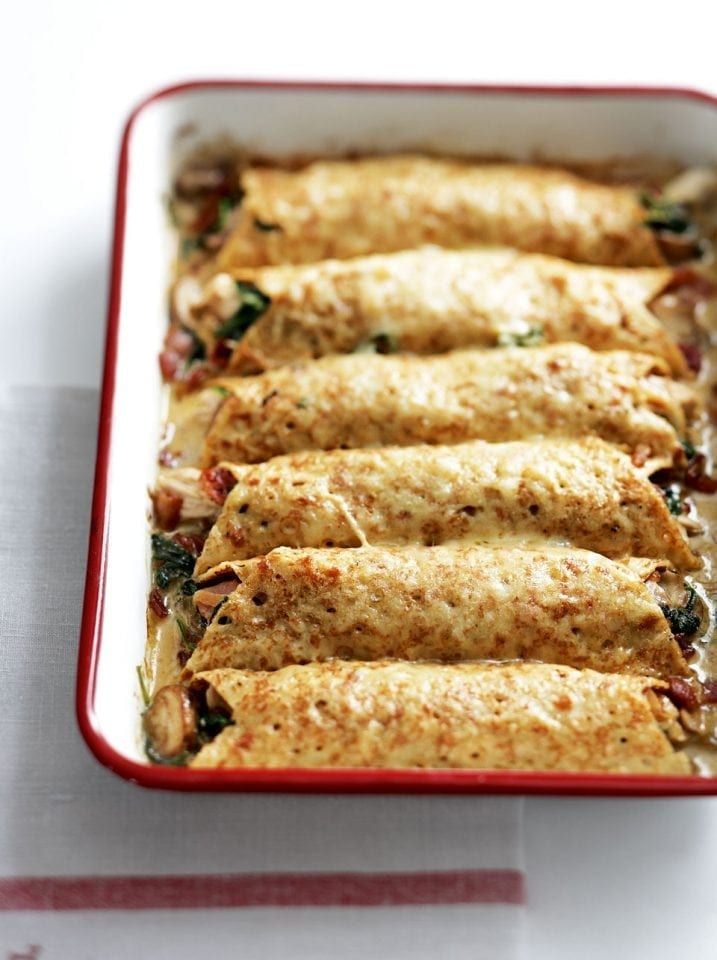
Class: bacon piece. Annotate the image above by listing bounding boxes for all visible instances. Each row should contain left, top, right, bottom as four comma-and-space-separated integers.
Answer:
153, 489, 182, 530
194, 575, 240, 619
182, 362, 214, 391
200, 466, 238, 506
661, 267, 717, 303
160, 326, 196, 382
159, 349, 181, 381
172, 532, 206, 557
166, 326, 195, 355
685, 454, 717, 494
192, 195, 220, 235
148, 587, 169, 619
666, 676, 700, 712
211, 340, 233, 368
678, 342, 702, 375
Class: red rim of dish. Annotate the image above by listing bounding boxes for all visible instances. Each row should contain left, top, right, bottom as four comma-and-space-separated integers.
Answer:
76, 79, 717, 793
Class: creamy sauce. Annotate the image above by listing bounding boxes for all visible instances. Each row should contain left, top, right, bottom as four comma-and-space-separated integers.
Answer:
669, 313, 717, 772
146, 613, 181, 691
161, 386, 226, 468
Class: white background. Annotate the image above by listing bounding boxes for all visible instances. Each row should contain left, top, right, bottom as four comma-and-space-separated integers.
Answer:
3, 0, 717, 954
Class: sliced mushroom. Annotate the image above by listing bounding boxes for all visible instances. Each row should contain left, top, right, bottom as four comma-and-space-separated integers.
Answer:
678, 511, 704, 536
657, 570, 693, 608
643, 576, 669, 606
663, 167, 717, 206
172, 275, 204, 327
143, 684, 197, 759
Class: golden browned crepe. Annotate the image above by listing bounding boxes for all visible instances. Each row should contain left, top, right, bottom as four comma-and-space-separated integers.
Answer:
215, 157, 666, 269
187, 545, 688, 676
189, 660, 690, 773
201, 345, 698, 470
205, 248, 684, 374
184, 438, 698, 574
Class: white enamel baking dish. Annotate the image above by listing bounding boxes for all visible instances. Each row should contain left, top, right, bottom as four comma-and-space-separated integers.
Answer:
77, 80, 717, 793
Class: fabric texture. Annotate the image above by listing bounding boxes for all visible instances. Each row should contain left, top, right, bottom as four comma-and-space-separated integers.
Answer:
0, 385, 525, 959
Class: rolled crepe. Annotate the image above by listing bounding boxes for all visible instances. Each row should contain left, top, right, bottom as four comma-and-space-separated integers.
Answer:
189, 660, 690, 773
215, 157, 667, 269
201, 345, 698, 470
187, 545, 688, 677
210, 248, 685, 375
189, 438, 697, 574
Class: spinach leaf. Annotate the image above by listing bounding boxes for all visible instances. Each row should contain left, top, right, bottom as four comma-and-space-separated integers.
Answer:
175, 616, 199, 654
151, 534, 195, 588
682, 438, 697, 461
640, 193, 693, 235
497, 326, 544, 348
216, 281, 271, 340
660, 584, 701, 637
198, 710, 234, 740
662, 485, 683, 516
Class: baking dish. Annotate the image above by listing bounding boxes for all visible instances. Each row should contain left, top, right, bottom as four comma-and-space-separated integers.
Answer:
76, 80, 717, 793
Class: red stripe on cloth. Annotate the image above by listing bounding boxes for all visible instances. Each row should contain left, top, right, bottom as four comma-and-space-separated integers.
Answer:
0, 870, 524, 911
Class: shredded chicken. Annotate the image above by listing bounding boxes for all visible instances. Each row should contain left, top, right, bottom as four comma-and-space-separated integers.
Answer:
155, 467, 219, 522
